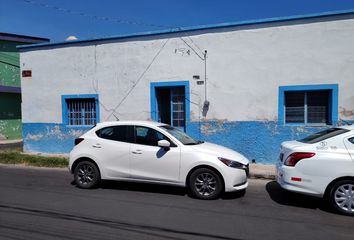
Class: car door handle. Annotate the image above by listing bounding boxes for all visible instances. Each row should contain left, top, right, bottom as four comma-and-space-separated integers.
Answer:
92, 143, 102, 148
132, 150, 142, 154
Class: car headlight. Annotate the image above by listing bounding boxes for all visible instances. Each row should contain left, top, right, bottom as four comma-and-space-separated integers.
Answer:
218, 157, 246, 169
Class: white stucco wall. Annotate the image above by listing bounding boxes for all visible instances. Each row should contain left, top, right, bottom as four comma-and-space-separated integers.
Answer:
20, 15, 354, 123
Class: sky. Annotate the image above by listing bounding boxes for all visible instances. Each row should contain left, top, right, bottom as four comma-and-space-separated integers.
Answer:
1, 0, 354, 42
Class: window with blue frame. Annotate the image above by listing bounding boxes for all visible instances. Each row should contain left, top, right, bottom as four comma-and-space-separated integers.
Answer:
62, 94, 99, 126
279, 84, 338, 125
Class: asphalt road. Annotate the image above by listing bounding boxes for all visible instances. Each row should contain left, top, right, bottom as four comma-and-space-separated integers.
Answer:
0, 165, 353, 240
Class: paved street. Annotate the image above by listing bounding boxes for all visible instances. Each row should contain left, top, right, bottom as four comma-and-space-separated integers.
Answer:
0, 165, 353, 240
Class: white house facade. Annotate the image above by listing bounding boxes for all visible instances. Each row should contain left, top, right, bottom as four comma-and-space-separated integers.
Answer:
18, 10, 354, 164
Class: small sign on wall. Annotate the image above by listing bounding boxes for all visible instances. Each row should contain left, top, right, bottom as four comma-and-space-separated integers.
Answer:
197, 80, 204, 85
22, 70, 32, 78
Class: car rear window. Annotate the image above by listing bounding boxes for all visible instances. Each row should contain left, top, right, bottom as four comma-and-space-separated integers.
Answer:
96, 125, 134, 143
298, 128, 350, 144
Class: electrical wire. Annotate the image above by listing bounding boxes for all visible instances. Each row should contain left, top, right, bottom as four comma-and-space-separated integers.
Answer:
18, 0, 206, 59
18, 0, 208, 118
102, 38, 170, 121
179, 37, 205, 61
18, 0, 167, 28
91, 45, 116, 118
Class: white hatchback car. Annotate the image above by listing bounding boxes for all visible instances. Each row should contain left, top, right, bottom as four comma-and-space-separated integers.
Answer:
69, 121, 249, 199
276, 125, 354, 215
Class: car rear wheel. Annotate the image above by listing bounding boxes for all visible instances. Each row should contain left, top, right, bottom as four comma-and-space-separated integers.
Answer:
329, 180, 354, 216
189, 168, 223, 200
74, 161, 100, 189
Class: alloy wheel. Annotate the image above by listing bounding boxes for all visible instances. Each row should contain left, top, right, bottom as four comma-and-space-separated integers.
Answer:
77, 164, 96, 185
194, 172, 217, 196
334, 183, 354, 214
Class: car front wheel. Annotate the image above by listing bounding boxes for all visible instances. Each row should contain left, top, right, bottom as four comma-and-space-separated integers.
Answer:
329, 180, 354, 216
74, 161, 100, 189
189, 168, 223, 200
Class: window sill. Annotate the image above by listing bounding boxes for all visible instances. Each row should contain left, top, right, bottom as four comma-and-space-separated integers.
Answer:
283, 123, 331, 127
65, 125, 95, 128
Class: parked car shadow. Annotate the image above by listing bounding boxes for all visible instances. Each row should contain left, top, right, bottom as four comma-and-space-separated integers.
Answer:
100, 180, 187, 196
72, 180, 245, 200
221, 189, 246, 200
266, 181, 335, 213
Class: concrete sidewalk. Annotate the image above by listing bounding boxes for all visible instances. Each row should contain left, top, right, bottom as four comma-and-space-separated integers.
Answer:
249, 164, 276, 180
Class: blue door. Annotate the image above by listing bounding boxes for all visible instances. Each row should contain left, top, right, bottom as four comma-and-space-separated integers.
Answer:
155, 86, 186, 131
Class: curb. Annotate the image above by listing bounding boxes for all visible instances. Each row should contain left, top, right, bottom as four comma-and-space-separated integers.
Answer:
0, 140, 23, 151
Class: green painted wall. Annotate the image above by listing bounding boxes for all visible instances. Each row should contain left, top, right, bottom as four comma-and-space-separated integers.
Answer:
0, 40, 23, 139
0, 40, 21, 87
0, 119, 22, 139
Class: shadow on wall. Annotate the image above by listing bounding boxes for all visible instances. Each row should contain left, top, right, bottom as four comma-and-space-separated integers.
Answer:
0, 93, 21, 120
0, 93, 22, 139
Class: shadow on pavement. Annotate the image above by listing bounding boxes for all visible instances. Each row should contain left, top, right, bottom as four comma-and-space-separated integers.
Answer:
266, 181, 335, 213
73, 180, 245, 200
221, 189, 246, 200
100, 180, 187, 196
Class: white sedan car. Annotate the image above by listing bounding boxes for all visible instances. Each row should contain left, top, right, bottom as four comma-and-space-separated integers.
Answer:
276, 125, 354, 215
69, 121, 249, 199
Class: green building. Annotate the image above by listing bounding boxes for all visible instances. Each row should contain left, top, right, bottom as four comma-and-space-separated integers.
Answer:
0, 33, 48, 140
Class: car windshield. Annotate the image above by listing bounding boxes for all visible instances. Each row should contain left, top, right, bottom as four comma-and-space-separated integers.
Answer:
159, 125, 202, 145
298, 128, 350, 144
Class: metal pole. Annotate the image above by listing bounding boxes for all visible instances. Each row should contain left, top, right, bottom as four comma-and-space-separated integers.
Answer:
204, 50, 207, 101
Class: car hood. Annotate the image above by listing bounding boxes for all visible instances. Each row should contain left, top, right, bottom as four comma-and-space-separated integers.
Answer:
190, 142, 249, 165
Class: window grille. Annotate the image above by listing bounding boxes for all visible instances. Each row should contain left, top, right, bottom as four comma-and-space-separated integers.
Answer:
66, 98, 97, 125
171, 87, 185, 127
285, 92, 305, 123
285, 90, 329, 124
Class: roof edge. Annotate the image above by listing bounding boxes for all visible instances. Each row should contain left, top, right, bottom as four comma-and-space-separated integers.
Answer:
0, 32, 49, 43
17, 8, 354, 50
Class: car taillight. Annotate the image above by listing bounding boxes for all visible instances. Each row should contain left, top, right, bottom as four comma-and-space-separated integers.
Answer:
284, 152, 315, 167
74, 138, 84, 146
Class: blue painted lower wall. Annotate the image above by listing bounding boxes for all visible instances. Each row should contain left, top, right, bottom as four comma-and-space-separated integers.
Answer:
23, 121, 329, 163
23, 123, 92, 154
188, 121, 327, 164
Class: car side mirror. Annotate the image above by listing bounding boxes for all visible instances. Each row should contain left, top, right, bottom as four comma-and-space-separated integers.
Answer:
158, 140, 170, 150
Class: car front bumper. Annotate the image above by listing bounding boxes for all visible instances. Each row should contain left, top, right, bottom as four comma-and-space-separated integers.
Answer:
223, 167, 248, 192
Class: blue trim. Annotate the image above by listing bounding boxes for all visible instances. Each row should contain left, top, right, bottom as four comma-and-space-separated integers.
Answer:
150, 81, 190, 131
278, 84, 339, 125
169, 88, 173, 125
150, 86, 157, 122
18, 9, 354, 50
61, 94, 100, 126
0, 86, 21, 93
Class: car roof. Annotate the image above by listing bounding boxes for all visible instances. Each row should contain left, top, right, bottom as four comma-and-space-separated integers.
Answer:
95, 120, 167, 128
